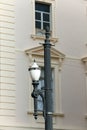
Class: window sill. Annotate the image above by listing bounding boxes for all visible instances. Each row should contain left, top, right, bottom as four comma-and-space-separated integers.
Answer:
27, 111, 64, 117
31, 34, 58, 44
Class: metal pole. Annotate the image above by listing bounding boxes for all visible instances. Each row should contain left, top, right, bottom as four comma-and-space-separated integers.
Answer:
43, 27, 53, 130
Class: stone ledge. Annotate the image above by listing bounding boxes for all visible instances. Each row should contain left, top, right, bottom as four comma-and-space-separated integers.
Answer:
27, 111, 64, 117
31, 34, 58, 44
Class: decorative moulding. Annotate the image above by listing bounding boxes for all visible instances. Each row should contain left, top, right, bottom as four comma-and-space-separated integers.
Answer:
25, 45, 65, 60
27, 111, 64, 118
81, 56, 87, 72
31, 34, 58, 44
84, 0, 87, 15
81, 56, 87, 62
81, 56, 87, 71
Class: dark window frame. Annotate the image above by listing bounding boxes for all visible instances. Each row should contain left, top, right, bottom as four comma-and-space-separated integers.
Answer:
35, 2, 51, 34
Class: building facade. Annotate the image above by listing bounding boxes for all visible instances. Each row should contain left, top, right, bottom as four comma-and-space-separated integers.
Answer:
0, 0, 87, 129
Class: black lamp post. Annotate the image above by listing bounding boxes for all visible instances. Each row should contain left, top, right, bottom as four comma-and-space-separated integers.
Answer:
29, 27, 53, 130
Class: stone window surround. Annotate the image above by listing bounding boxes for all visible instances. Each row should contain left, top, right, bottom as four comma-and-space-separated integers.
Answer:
25, 46, 65, 124
31, 0, 58, 43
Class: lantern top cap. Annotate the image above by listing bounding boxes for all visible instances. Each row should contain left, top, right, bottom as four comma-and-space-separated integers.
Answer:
32, 60, 40, 68
29, 60, 40, 71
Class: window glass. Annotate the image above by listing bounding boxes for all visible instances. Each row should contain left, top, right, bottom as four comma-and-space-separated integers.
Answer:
35, 12, 41, 20
37, 67, 44, 111
35, 21, 41, 29
43, 13, 50, 21
37, 67, 54, 111
35, 3, 50, 12
43, 22, 50, 30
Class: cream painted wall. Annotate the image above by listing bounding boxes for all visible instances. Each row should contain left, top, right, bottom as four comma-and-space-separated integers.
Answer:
16, 0, 87, 57
15, 0, 87, 130
0, 0, 16, 128
0, 0, 87, 130
56, 0, 87, 57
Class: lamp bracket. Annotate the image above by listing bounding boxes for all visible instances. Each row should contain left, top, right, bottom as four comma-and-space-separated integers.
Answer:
31, 81, 45, 119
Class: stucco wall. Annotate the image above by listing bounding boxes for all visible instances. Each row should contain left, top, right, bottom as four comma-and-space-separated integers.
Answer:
0, 0, 87, 130
0, 0, 16, 128
15, 0, 87, 129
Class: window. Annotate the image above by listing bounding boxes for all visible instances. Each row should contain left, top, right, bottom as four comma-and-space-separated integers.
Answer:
25, 46, 65, 120
31, 0, 58, 43
35, 2, 51, 35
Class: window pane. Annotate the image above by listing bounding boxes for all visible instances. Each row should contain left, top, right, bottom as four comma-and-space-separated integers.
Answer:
35, 21, 41, 29
35, 12, 41, 20
37, 100, 43, 111
37, 79, 44, 111
43, 22, 50, 30
37, 67, 54, 112
43, 13, 50, 22
35, 3, 50, 12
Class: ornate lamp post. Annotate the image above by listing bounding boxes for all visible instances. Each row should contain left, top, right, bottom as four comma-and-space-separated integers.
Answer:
29, 27, 53, 130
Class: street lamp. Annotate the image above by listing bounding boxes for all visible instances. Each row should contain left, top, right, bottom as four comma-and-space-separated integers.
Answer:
29, 27, 53, 130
